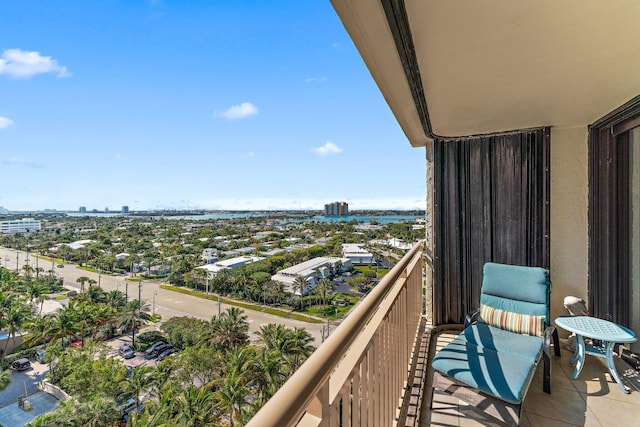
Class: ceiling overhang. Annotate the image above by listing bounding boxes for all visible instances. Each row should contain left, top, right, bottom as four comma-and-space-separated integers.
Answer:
331, 0, 640, 147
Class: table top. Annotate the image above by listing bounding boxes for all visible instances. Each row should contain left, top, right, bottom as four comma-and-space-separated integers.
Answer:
555, 316, 637, 343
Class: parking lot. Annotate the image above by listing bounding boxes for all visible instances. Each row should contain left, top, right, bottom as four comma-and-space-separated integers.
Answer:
102, 334, 161, 368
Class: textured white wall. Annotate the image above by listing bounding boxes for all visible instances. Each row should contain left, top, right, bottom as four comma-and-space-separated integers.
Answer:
550, 126, 589, 332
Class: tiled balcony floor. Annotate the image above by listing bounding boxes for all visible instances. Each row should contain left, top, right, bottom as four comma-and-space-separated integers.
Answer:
423, 331, 640, 427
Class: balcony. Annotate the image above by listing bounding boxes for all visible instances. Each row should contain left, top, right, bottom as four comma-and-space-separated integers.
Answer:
248, 243, 640, 426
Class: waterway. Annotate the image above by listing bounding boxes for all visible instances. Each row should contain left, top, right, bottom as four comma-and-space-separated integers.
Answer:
65, 212, 423, 223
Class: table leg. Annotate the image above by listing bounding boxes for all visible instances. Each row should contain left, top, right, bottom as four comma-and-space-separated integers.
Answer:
571, 334, 586, 380
604, 341, 630, 393
569, 336, 579, 365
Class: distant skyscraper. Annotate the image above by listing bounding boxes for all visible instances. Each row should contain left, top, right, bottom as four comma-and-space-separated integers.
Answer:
324, 201, 349, 216
79, 206, 87, 213
122, 205, 129, 213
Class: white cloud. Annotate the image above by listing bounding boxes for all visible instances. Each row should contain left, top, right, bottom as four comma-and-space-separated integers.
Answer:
0, 117, 14, 129
312, 141, 343, 156
0, 49, 70, 79
3, 157, 44, 168
242, 151, 255, 159
305, 77, 328, 83
214, 102, 258, 120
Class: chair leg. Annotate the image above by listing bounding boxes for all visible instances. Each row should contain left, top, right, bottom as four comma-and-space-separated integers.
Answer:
553, 327, 561, 357
543, 350, 551, 394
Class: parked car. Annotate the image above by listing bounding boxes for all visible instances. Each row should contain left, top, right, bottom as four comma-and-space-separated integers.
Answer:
70, 340, 83, 348
11, 358, 31, 371
156, 347, 178, 361
119, 345, 135, 359
35, 349, 46, 363
145, 343, 172, 359
143, 341, 166, 358
56, 264, 64, 268
118, 397, 144, 420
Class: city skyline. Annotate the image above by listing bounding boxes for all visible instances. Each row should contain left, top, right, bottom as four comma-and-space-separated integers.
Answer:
0, 1, 426, 211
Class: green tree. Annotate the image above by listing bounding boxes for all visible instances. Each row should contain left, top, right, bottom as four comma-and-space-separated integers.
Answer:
0, 369, 11, 391
47, 305, 81, 349
119, 299, 151, 348
208, 307, 249, 352
2, 301, 33, 363
292, 275, 310, 309
315, 278, 334, 307
76, 276, 91, 292
215, 369, 251, 427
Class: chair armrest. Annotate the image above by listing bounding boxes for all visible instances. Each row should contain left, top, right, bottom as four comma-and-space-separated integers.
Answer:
464, 308, 480, 328
543, 326, 561, 357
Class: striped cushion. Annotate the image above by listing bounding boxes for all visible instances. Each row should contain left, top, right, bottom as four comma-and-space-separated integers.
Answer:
480, 304, 545, 337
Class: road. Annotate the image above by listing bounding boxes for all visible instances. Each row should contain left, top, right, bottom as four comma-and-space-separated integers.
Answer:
0, 247, 324, 344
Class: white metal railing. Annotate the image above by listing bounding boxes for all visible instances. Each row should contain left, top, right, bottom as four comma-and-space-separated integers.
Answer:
247, 242, 424, 427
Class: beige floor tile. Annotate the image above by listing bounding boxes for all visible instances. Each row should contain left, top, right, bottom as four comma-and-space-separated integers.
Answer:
584, 395, 640, 427
524, 413, 583, 427
523, 381, 588, 425
530, 356, 579, 393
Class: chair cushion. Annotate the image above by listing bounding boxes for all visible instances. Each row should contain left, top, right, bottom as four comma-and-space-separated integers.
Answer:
480, 304, 546, 337
432, 336, 539, 404
460, 322, 543, 362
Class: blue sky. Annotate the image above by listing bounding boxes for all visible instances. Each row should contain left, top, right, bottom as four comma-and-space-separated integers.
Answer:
0, 1, 425, 212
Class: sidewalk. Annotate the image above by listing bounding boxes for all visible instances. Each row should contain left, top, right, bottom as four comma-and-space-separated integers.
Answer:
0, 392, 59, 426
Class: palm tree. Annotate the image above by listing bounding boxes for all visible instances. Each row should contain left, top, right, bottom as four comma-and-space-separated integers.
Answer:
208, 307, 249, 352
215, 369, 251, 426
26, 281, 46, 309
76, 276, 91, 292
292, 275, 310, 309
315, 278, 334, 307
283, 327, 315, 371
46, 305, 81, 349
72, 301, 97, 347
24, 314, 54, 347
173, 385, 217, 426
104, 290, 127, 309
248, 347, 287, 403
124, 366, 154, 408
119, 299, 151, 348
2, 301, 33, 363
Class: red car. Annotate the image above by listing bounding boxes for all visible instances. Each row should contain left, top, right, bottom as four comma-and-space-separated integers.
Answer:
70, 340, 83, 348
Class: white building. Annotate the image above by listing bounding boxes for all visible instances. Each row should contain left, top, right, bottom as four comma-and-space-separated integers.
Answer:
342, 243, 376, 265
0, 218, 41, 234
271, 256, 351, 295
197, 255, 264, 279
201, 248, 218, 264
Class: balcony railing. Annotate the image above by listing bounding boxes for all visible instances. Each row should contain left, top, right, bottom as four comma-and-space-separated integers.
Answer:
247, 242, 425, 427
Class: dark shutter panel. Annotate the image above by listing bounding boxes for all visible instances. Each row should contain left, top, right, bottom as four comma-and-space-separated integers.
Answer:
433, 128, 550, 325
589, 123, 632, 326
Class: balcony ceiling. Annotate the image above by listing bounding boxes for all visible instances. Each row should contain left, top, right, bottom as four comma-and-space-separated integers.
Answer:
331, 0, 640, 146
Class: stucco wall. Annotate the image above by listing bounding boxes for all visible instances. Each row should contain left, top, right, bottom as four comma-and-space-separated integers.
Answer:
550, 126, 589, 329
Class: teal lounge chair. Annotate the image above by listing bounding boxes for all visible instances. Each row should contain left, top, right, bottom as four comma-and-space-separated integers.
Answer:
431, 262, 560, 426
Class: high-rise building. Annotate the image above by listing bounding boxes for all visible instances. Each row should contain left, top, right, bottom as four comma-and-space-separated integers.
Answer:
79, 206, 87, 213
324, 201, 349, 216
122, 205, 129, 213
